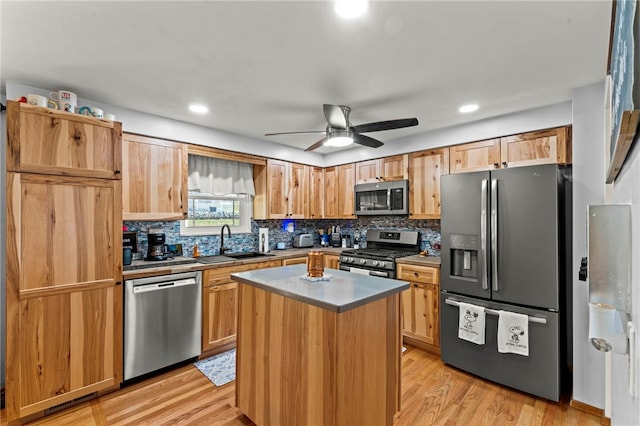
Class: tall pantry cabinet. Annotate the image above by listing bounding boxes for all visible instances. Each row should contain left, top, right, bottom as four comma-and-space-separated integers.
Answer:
5, 101, 123, 423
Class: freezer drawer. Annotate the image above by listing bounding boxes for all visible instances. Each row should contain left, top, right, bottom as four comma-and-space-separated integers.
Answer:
440, 293, 562, 401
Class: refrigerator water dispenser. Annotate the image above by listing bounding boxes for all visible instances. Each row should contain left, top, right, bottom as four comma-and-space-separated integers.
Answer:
450, 234, 479, 279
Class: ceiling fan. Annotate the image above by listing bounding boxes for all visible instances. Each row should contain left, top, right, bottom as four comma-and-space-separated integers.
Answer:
265, 104, 419, 151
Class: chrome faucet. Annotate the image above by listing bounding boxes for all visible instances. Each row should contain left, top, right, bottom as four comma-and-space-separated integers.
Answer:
220, 224, 231, 255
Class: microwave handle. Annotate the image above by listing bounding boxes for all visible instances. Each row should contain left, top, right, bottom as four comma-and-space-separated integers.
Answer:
387, 189, 392, 210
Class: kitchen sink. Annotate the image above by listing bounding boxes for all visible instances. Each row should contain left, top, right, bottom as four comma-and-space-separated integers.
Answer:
224, 251, 275, 259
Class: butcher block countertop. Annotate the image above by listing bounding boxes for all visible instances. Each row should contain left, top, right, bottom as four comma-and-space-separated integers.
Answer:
395, 254, 441, 268
231, 263, 409, 313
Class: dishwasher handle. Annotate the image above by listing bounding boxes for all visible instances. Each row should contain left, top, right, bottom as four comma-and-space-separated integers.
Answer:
132, 278, 198, 294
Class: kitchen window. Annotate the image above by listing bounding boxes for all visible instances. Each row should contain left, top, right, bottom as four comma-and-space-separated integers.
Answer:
181, 155, 254, 235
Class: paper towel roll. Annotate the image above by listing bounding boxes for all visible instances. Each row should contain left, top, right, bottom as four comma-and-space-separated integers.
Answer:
588, 303, 626, 353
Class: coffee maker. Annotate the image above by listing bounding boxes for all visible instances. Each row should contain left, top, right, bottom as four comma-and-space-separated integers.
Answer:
146, 233, 168, 261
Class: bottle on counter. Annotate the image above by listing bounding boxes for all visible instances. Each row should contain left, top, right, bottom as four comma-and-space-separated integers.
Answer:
193, 244, 200, 258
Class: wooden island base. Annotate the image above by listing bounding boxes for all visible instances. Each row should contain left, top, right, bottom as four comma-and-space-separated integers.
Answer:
235, 282, 402, 426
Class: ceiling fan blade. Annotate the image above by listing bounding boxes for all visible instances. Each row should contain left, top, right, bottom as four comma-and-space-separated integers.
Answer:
265, 130, 326, 136
351, 117, 419, 133
323, 104, 348, 129
353, 133, 384, 148
305, 137, 328, 152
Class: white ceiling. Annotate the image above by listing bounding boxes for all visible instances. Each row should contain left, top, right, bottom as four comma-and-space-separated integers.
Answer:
1, 1, 612, 154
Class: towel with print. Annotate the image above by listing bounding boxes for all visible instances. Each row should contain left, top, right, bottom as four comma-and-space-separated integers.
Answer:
458, 302, 486, 345
497, 310, 529, 356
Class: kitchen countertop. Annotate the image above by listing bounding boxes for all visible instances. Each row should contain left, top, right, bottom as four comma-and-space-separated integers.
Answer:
231, 263, 409, 313
395, 254, 441, 268
122, 247, 344, 279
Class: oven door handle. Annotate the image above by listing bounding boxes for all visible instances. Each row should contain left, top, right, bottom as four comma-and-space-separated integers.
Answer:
348, 267, 389, 278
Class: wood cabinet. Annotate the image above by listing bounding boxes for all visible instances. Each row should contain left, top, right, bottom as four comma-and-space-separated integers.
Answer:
324, 254, 341, 270
255, 159, 308, 219
5, 101, 123, 423
308, 166, 324, 219
6, 102, 121, 179
398, 264, 440, 352
355, 155, 408, 183
122, 133, 188, 221
325, 163, 356, 219
282, 256, 308, 266
201, 259, 281, 356
408, 148, 449, 219
449, 138, 501, 173
450, 126, 572, 173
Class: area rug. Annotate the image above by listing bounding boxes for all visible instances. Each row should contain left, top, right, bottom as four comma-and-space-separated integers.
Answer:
194, 348, 236, 387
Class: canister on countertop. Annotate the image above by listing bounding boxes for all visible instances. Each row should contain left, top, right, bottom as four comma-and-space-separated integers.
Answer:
307, 250, 324, 277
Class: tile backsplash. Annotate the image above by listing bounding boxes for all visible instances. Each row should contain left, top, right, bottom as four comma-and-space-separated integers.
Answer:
124, 216, 441, 258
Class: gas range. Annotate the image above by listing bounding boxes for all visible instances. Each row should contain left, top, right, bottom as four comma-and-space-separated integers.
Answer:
339, 230, 420, 279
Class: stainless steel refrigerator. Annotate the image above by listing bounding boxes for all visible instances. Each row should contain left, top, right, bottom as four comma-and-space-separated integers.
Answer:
440, 164, 572, 401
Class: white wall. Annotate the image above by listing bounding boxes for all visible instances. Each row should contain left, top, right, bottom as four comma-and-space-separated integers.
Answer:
571, 80, 608, 409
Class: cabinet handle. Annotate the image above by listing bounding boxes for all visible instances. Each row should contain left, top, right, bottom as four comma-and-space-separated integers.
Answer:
493, 163, 499, 169
502, 162, 508, 167
114, 170, 121, 174
115, 281, 122, 286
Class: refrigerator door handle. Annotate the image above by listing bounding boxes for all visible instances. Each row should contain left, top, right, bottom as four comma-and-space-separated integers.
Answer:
491, 178, 499, 291
480, 179, 489, 290
444, 298, 548, 324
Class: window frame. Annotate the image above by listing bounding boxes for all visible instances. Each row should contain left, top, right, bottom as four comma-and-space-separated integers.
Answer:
180, 193, 253, 236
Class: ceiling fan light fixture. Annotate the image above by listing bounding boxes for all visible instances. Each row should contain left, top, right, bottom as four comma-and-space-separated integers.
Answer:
334, 0, 369, 19
325, 128, 354, 147
189, 104, 208, 114
459, 104, 479, 113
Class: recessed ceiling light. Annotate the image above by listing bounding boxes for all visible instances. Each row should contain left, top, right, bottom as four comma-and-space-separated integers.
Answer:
459, 104, 479, 113
335, 0, 369, 19
189, 104, 208, 114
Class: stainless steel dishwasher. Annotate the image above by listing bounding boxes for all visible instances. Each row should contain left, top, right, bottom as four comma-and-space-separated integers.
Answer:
124, 271, 202, 381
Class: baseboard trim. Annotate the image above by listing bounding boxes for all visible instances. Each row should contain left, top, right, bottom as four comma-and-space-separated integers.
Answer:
402, 336, 441, 356
569, 399, 610, 425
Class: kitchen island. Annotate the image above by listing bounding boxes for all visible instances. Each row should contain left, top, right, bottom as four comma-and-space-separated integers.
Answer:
230, 264, 409, 426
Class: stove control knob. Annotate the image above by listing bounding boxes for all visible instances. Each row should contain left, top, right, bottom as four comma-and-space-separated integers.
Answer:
372, 260, 378, 266
360, 259, 366, 265
379, 262, 386, 268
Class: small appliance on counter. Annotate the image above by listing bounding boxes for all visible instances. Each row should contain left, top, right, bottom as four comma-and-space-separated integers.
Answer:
293, 233, 314, 248
146, 233, 169, 261
331, 233, 342, 247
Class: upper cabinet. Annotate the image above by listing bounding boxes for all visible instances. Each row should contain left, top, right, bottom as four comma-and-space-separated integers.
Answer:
122, 133, 188, 221
354, 155, 408, 183
449, 138, 501, 173
500, 126, 572, 168
408, 148, 449, 219
254, 159, 308, 219
6, 102, 121, 179
308, 166, 325, 219
325, 163, 356, 219
450, 126, 572, 174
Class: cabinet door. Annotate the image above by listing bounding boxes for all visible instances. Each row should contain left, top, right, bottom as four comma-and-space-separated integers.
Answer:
500, 126, 571, 168
6, 101, 122, 179
266, 159, 289, 219
122, 133, 187, 221
288, 163, 308, 219
324, 166, 339, 219
337, 164, 356, 218
355, 159, 380, 183
380, 155, 408, 181
408, 148, 449, 219
6, 173, 122, 421
203, 283, 238, 353
324, 254, 340, 270
408, 283, 440, 347
309, 167, 324, 219
449, 138, 501, 173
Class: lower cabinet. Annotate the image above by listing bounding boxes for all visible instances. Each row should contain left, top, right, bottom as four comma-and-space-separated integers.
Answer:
324, 254, 340, 270
397, 263, 440, 353
282, 256, 307, 266
201, 260, 281, 356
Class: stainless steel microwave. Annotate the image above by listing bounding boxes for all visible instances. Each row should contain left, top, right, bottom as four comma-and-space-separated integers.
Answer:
354, 179, 409, 215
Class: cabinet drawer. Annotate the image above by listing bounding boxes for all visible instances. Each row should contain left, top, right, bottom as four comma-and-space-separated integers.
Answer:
397, 264, 440, 284
203, 260, 282, 287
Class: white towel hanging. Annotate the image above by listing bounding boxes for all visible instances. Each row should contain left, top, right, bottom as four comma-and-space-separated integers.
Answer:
458, 302, 486, 345
497, 310, 529, 356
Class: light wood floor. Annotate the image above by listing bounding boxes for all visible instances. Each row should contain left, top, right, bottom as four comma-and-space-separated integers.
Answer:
2, 346, 602, 426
